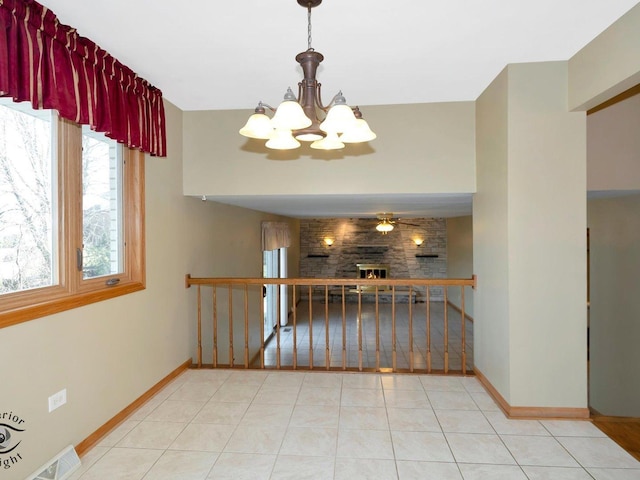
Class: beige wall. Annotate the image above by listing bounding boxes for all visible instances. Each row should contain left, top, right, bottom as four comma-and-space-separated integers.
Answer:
446, 216, 474, 318
0, 100, 298, 478
588, 194, 640, 417
474, 62, 588, 408
473, 67, 512, 401
507, 62, 587, 408
569, 3, 640, 111
587, 93, 640, 191
182, 102, 476, 198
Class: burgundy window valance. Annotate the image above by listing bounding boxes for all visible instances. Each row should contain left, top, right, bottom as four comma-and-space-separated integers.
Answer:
0, 0, 166, 156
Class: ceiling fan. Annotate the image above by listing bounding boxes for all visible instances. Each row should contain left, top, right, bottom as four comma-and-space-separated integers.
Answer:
374, 213, 420, 234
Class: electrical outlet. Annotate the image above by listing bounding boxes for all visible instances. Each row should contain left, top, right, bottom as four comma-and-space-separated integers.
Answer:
48, 389, 67, 412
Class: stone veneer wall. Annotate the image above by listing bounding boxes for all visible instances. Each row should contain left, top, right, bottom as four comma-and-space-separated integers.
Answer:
300, 218, 447, 301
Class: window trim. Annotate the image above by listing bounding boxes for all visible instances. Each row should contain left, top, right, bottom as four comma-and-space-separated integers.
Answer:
0, 116, 145, 329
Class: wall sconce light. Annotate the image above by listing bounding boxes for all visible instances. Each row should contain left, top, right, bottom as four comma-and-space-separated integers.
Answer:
413, 238, 424, 247
324, 238, 334, 246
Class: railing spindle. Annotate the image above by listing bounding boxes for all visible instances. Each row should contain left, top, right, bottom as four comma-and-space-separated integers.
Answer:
308, 285, 313, 369
408, 285, 414, 372
259, 284, 264, 369
392, 285, 397, 372
244, 284, 249, 368
461, 286, 467, 375
444, 286, 449, 373
228, 285, 233, 367
276, 285, 281, 369
375, 285, 380, 371
197, 285, 202, 368
426, 286, 431, 373
341, 285, 346, 370
325, 285, 330, 370
358, 288, 363, 372
213, 286, 218, 368
292, 285, 297, 369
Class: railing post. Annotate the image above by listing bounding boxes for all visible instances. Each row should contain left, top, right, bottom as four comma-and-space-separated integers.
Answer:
213, 286, 218, 368
228, 285, 234, 368
244, 284, 249, 368
443, 286, 449, 374
292, 285, 297, 370
197, 285, 202, 368
461, 286, 467, 375
325, 284, 330, 370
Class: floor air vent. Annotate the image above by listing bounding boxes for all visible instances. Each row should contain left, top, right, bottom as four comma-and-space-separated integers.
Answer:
26, 445, 81, 480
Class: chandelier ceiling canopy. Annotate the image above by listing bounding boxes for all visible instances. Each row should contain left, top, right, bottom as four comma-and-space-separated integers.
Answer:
239, 0, 376, 151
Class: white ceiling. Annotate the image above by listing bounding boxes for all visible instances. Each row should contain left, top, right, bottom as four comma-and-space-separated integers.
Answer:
39, 0, 640, 218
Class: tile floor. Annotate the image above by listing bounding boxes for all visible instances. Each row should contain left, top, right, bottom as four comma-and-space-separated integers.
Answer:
70, 369, 640, 480
260, 301, 474, 372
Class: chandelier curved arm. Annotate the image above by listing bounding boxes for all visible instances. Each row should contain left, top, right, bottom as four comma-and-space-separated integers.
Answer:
253, 101, 277, 114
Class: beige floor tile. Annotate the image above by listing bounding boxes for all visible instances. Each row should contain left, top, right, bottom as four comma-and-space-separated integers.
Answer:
387, 407, 441, 432
522, 466, 594, 479
457, 463, 528, 479
264, 372, 305, 387
484, 410, 550, 436
339, 406, 389, 430
460, 376, 486, 393
334, 458, 398, 479
541, 420, 607, 437
501, 435, 580, 467
337, 429, 394, 459
239, 402, 293, 426
381, 375, 425, 390
191, 401, 249, 424
210, 384, 260, 403
468, 391, 501, 411
445, 432, 516, 464
223, 424, 287, 454
557, 436, 640, 468
303, 372, 344, 388
97, 420, 140, 447
253, 385, 301, 405
144, 399, 205, 423
435, 409, 494, 434
428, 391, 478, 410
392, 430, 455, 462
341, 373, 382, 389
280, 426, 338, 456
290, 404, 340, 428
224, 370, 269, 385
78, 447, 163, 480
587, 467, 640, 479
141, 450, 218, 479
384, 389, 431, 408
117, 421, 187, 449
296, 386, 341, 406
207, 452, 275, 480
396, 460, 463, 480
341, 387, 386, 407
270, 455, 335, 480
169, 423, 235, 452
167, 382, 220, 402
421, 375, 466, 392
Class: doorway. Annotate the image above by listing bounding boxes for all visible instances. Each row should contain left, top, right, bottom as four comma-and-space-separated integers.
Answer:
263, 247, 288, 341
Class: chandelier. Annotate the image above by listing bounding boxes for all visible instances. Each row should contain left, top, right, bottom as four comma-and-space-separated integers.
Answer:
376, 219, 394, 234
239, 0, 376, 150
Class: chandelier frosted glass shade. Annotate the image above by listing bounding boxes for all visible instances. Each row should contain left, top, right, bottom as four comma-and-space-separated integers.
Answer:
310, 131, 344, 150
239, 112, 273, 139
265, 129, 301, 150
376, 220, 394, 233
271, 93, 312, 130
340, 118, 377, 143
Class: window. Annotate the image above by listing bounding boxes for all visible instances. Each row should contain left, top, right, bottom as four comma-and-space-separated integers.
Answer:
0, 99, 145, 328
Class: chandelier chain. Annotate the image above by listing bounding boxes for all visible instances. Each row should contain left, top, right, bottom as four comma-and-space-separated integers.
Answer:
307, 4, 312, 50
